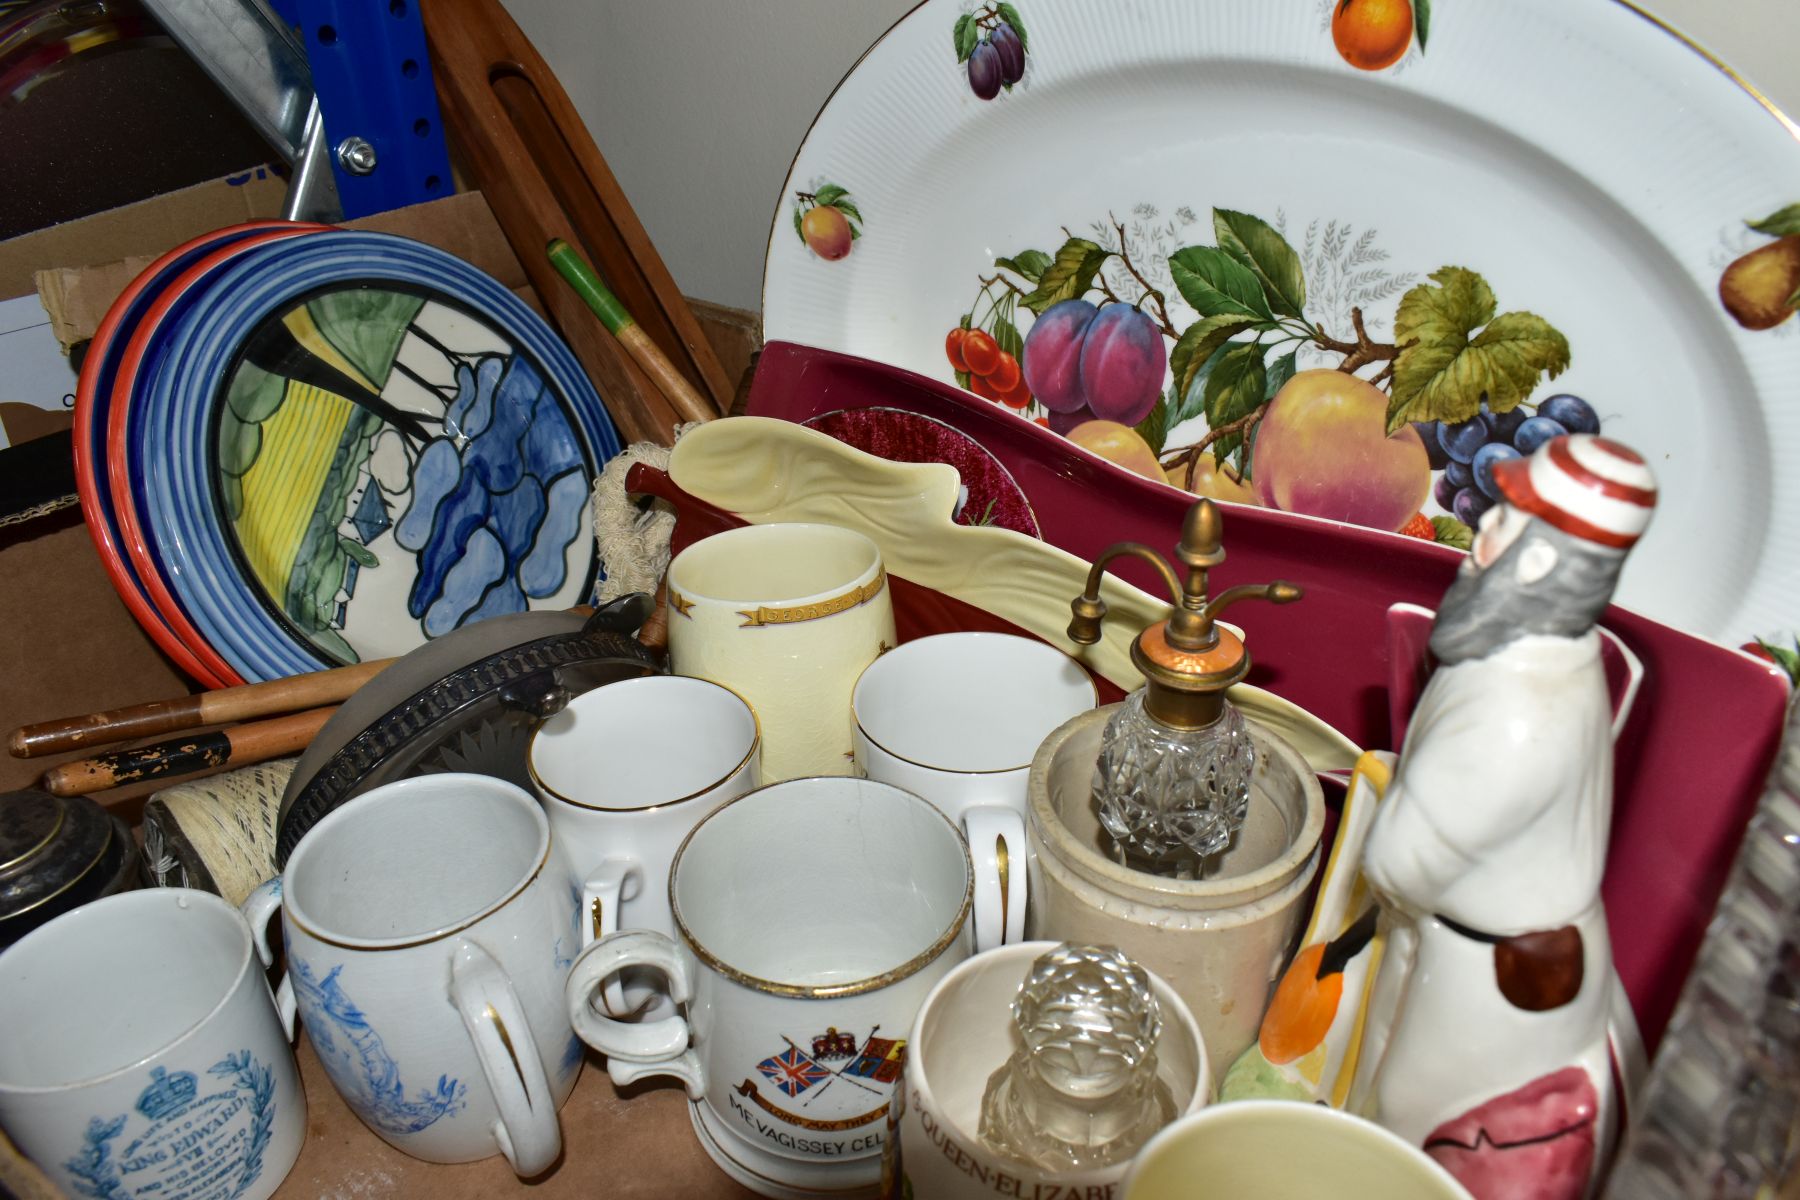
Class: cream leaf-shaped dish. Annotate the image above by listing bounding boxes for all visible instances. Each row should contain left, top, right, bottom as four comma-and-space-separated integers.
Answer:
667, 417, 1359, 774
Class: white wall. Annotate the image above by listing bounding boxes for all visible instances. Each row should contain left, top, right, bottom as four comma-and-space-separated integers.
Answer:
500, 0, 1800, 312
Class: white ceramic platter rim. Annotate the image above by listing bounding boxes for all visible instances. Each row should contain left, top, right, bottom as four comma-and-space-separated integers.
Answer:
762, 0, 1800, 650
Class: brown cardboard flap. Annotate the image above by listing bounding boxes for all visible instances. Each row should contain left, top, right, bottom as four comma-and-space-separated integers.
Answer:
0, 167, 290, 302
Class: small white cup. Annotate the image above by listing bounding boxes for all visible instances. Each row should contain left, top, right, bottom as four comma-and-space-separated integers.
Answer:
565, 776, 974, 1197
0, 889, 305, 1200
853, 633, 1097, 950
243, 773, 583, 1176
1122, 1101, 1475, 1200
667, 522, 896, 782
884, 940, 1210, 1200
528, 674, 760, 1015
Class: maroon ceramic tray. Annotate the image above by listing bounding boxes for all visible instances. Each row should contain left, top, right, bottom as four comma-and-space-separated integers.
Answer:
736, 340, 1792, 1051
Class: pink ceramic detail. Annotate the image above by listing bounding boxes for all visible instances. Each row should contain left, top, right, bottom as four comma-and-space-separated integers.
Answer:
799, 407, 1039, 536
1423, 1067, 1598, 1200
741, 340, 1792, 1050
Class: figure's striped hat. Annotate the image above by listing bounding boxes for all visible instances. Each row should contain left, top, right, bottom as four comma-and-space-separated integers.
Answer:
1491, 434, 1656, 550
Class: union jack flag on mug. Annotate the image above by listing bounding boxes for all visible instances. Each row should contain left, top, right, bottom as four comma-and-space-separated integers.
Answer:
757, 1044, 831, 1097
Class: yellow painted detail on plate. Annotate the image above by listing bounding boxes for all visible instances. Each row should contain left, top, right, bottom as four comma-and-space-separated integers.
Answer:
282, 305, 381, 394
237, 380, 353, 603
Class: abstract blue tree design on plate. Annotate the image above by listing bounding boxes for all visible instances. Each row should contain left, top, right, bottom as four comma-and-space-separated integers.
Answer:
396, 353, 590, 638
218, 292, 595, 666
290, 957, 466, 1135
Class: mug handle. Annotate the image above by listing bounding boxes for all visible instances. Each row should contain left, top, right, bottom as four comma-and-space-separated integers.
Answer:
964, 805, 1027, 952
241, 877, 297, 1037
565, 930, 703, 1097
582, 859, 640, 1017
449, 938, 562, 1177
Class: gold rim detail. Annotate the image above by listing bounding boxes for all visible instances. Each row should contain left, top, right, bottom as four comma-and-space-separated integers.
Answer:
737, 571, 887, 628
996, 835, 1011, 937
486, 1003, 532, 1109
669, 779, 974, 1000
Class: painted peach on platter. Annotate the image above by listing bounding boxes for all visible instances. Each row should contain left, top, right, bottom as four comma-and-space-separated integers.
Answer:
1066, 419, 1162, 483
1251, 369, 1430, 532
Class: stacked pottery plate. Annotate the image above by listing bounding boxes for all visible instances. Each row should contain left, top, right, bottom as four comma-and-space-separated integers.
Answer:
74, 223, 622, 685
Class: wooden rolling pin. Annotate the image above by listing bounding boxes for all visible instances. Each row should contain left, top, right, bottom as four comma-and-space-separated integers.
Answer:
9, 658, 388, 758
40, 707, 337, 797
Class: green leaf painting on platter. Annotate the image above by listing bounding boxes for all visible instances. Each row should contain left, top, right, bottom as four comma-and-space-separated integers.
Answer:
950, 202, 1582, 551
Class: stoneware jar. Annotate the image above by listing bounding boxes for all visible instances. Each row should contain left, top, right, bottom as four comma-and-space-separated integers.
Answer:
1026, 705, 1324, 1077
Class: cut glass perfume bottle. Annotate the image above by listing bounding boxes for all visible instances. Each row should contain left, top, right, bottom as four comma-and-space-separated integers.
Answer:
1066, 499, 1300, 877
978, 943, 1175, 1171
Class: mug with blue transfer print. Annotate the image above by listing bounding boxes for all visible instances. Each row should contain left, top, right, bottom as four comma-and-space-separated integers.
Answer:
0, 888, 305, 1200
243, 773, 583, 1176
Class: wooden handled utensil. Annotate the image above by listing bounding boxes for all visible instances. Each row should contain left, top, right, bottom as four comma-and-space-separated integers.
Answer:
547, 239, 714, 424
40, 707, 337, 797
9, 658, 389, 758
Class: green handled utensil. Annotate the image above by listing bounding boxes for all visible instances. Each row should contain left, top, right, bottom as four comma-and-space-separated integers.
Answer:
548, 238, 716, 425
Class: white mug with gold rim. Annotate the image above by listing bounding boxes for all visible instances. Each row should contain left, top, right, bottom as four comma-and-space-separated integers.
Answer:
667, 523, 896, 782
527, 673, 760, 1016
852, 633, 1098, 950
565, 776, 974, 1199
242, 773, 583, 1176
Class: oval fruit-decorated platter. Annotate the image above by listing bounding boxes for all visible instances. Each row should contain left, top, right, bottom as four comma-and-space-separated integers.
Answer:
762, 0, 1800, 656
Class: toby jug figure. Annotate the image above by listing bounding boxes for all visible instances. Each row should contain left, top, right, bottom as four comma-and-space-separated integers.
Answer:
1348, 434, 1656, 1200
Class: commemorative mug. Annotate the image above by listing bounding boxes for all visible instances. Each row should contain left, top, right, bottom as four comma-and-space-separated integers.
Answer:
883, 940, 1210, 1200
1122, 1101, 1474, 1200
243, 773, 583, 1176
667, 522, 895, 781
566, 777, 974, 1197
528, 673, 760, 1015
0, 889, 305, 1200
852, 633, 1097, 950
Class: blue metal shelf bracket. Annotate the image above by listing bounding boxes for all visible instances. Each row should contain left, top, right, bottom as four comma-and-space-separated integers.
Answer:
297, 0, 453, 218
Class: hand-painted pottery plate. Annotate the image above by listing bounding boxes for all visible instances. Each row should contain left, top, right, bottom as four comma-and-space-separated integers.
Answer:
77, 221, 325, 688
761, 0, 1800, 651
120, 230, 622, 682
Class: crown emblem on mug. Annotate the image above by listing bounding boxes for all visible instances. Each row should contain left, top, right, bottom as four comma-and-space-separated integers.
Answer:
811, 1028, 858, 1060
135, 1066, 199, 1120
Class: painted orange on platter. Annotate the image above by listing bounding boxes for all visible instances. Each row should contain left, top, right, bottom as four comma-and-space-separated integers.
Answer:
1332, 0, 1414, 72
1259, 942, 1343, 1065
